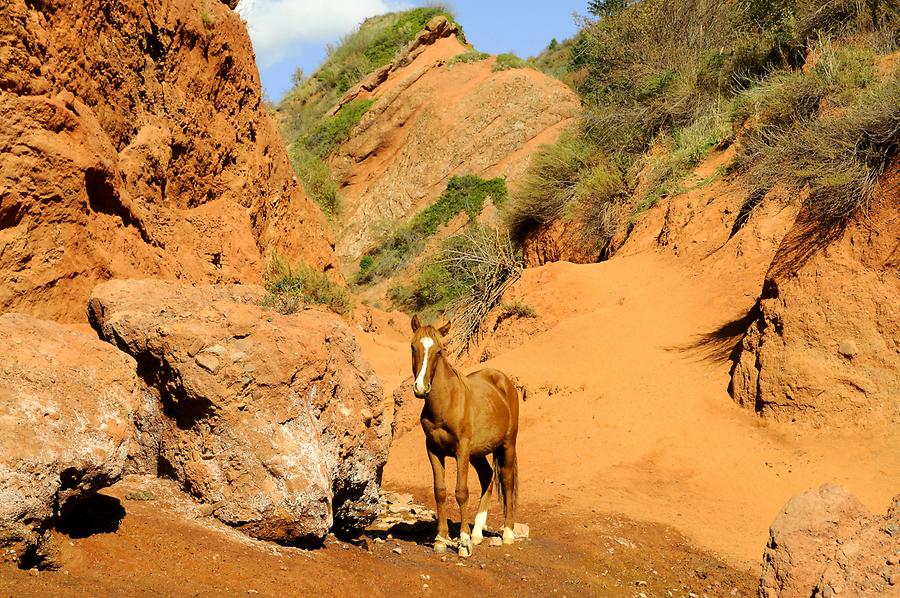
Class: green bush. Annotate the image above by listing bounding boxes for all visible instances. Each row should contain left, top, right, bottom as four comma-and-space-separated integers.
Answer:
263, 255, 352, 316
448, 51, 490, 66
505, 131, 599, 243
303, 98, 375, 159
507, 0, 897, 251
493, 53, 529, 72
501, 301, 537, 319
391, 226, 522, 345
744, 73, 900, 223
288, 146, 341, 217
356, 175, 507, 284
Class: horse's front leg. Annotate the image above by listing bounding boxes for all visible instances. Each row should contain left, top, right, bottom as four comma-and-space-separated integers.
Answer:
455, 440, 473, 558
426, 444, 451, 552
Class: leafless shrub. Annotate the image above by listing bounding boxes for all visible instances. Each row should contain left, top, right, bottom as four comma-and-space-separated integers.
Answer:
438, 228, 522, 350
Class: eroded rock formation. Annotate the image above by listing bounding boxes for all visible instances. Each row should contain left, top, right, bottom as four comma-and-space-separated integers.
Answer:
759, 484, 900, 597
88, 280, 390, 544
326, 18, 581, 261
0, 313, 148, 567
0, 0, 337, 323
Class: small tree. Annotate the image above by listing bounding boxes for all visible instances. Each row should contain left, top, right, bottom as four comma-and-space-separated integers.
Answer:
291, 66, 305, 87
587, 0, 627, 18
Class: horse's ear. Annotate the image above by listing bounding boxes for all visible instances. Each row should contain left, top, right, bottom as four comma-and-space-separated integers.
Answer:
411, 314, 421, 332
438, 321, 451, 337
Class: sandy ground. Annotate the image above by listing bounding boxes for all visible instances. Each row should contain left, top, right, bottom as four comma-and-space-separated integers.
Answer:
0, 475, 755, 597
381, 253, 900, 566
1, 250, 896, 596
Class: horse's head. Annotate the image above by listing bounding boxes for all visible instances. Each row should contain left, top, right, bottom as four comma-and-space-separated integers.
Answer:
410, 314, 451, 398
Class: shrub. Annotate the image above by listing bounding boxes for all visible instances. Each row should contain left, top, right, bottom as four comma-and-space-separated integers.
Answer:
493, 53, 529, 72
288, 146, 341, 217
303, 98, 375, 159
392, 226, 522, 346
632, 103, 733, 221
501, 301, 537, 319
508, 0, 897, 252
263, 254, 352, 316
745, 74, 900, 223
448, 51, 490, 66
356, 175, 507, 284
505, 130, 600, 243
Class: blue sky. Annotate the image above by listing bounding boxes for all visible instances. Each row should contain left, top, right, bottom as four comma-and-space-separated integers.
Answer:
237, 0, 588, 102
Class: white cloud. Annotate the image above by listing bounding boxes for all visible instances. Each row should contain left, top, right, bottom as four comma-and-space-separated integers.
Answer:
237, 0, 411, 67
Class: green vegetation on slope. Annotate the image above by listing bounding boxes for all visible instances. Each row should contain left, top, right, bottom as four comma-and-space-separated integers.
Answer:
263, 254, 352, 316
278, 6, 461, 147
303, 98, 376, 159
277, 6, 463, 218
493, 53, 530, 72
506, 0, 900, 253
447, 51, 490, 66
355, 175, 508, 285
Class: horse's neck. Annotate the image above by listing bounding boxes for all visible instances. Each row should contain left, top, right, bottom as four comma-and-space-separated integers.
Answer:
425, 354, 464, 414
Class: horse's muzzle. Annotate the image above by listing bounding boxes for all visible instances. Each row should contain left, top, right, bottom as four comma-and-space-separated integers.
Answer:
413, 383, 431, 398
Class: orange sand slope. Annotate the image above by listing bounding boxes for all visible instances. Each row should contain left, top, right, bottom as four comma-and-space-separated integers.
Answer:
369, 252, 899, 566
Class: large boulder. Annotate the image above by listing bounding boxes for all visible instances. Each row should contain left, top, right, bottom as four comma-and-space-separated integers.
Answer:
88, 280, 390, 544
0, 313, 146, 567
759, 484, 900, 597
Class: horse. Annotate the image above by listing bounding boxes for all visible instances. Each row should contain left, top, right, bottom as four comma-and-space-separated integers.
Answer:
409, 314, 520, 558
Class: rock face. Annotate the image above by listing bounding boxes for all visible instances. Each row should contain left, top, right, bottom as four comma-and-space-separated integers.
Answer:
522, 219, 601, 267
759, 484, 900, 597
0, 0, 337, 323
730, 191, 900, 428
0, 314, 146, 567
88, 280, 389, 544
328, 20, 581, 261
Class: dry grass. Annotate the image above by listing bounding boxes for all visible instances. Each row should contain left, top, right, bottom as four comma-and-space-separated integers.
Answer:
263, 254, 352, 316
440, 227, 522, 349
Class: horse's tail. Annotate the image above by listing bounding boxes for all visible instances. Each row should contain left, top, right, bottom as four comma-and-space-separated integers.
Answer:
493, 449, 518, 522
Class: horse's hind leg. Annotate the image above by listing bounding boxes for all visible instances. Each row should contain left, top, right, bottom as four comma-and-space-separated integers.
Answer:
497, 442, 518, 544
470, 455, 493, 545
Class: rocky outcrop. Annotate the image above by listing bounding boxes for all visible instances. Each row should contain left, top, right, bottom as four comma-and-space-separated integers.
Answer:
331, 16, 460, 114
730, 191, 900, 428
759, 484, 900, 597
328, 21, 580, 261
0, 0, 337, 323
522, 218, 600, 267
0, 313, 146, 567
88, 280, 389, 544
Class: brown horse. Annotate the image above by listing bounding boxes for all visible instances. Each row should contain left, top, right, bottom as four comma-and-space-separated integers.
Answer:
409, 315, 520, 558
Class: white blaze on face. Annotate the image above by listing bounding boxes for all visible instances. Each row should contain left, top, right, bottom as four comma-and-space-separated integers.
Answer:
414, 336, 435, 395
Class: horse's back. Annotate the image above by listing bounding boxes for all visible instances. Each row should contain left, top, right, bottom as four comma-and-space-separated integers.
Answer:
466, 368, 519, 422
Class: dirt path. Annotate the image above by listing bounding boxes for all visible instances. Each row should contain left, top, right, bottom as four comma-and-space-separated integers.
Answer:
382, 253, 900, 566
0, 476, 755, 597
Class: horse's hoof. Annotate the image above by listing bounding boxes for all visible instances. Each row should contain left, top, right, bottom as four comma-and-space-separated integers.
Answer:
502, 527, 515, 545
458, 533, 473, 558
434, 535, 452, 553
472, 533, 484, 546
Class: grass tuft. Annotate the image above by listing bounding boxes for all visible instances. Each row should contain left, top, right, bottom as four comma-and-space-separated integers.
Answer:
493, 53, 530, 72
448, 51, 490, 66
501, 301, 538, 319
264, 254, 352, 316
